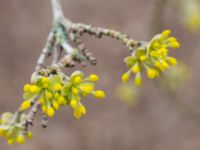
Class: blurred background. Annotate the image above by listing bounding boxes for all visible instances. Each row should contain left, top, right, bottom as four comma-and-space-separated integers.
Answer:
0, 0, 200, 150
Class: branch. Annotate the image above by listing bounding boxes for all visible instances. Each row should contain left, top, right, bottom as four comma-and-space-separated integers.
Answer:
0, 0, 180, 145
36, 31, 55, 70
51, 0, 64, 22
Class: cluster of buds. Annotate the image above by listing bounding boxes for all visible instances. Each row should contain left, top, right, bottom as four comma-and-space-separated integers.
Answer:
0, 112, 32, 145
21, 71, 105, 119
0, 71, 105, 144
122, 30, 180, 86
61, 71, 105, 119
0, 70, 105, 144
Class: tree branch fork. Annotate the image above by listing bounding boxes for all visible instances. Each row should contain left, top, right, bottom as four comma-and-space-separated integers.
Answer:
6, 0, 143, 136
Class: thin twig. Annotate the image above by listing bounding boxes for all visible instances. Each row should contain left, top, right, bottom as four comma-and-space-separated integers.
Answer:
8, 0, 144, 135
51, 0, 64, 22
36, 31, 55, 70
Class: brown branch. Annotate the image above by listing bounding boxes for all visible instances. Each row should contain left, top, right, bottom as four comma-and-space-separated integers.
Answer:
6, 0, 146, 137
70, 34, 97, 65
65, 22, 142, 52
36, 31, 55, 70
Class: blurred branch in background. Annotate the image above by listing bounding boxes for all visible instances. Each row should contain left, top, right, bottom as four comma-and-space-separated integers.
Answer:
169, 0, 200, 32
180, 0, 200, 32
150, 0, 168, 37
151, 0, 200, 34
154, 64, 200, 125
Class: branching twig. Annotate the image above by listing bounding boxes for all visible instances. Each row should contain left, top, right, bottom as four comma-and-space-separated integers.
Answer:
36, 31, 55, 70
1, 0, 149, 142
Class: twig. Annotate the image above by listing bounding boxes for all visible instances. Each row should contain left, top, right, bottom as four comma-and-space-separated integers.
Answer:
36, 31, 55, 70
52, 44, 63, 65
154, 80, 200, 126
8, 0, 145, 136
51, 0, 65, 23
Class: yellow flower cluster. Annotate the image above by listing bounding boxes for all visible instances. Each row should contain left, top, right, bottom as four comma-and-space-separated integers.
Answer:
122, 30, 180, 86
0, 71, 105, 144
22, 75, 64, 117
61, 71, 106, 119
0, 113, 32, 145
21, 71, 105, 119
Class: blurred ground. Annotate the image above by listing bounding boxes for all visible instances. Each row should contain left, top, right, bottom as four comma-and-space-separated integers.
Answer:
0, 0, 200, 150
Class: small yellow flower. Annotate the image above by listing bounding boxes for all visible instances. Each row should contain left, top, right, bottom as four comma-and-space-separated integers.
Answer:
42, 105, 47, 113
73, 110, 82, 119
0, 128, 6, 137
167, 57, 177, 65
53, 101, 59, 110
159, 48, 168, 56
43, 83, 48, 88
72, 87, 79, 95
81, 86, 94, 93
41, 77, 49, 88
29, 85, 39, 93
132, 63, 140, 73
134, 73, 142, 86
161, 44, 167, 48
57, 96, 66, 105
0, 128, 3, 136
74, 76, 82, 84
23, 84, 31, 92
161, 29, 171, 37
122, 73, 130, 83
26, 131, 32, 139
79, 105, 86, 114
88, 74, 99, 82
6, 130, 14, 138
161, 61, 170, 69
42, 77, 49, 84
8, 138, 14, 145
147, 68, 157, 79
139, 55, 147, 62
152, 42, 160, 48
39, 98, 45, 104
150, 51, 159, 57
46, 92, 53, 99
93, 90, 106, 99
47, 107, 55, 117
154, 61, 163, 71
54, 92, 59, 99
53, 84, 62, 91
170, 42, 180, 48
21, 100, 31, 111
16, 135, 25, 144
168, 37, 177, 42
70, 99, 77, 109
